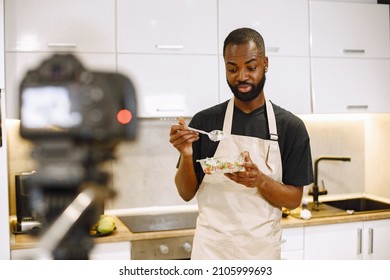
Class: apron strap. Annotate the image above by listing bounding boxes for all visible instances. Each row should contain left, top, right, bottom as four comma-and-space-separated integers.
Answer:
265, 100, 278, 141
224, 98, 279, 141
222, 98, 235, 133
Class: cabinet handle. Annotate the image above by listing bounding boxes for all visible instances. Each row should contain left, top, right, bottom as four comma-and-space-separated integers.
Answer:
343, 49, 365, 54
368, 228, 374, 255
357, 228, 362, 255
47, 43, 77, 48
156, 108, 185, 112
155, 44, 184, 50
346, 105, 369, 111
266, 47, 280, 53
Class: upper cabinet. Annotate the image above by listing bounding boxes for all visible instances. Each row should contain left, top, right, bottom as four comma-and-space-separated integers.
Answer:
4, 0, 117, 118
310, 1, 390, 114
116, 0, 219, 117
0, 0, 4, 89
310, 1, 390, 59
118, 54, 219, 118
5, 0, 116, 53
4, 0, 390, 117
311, 58, 390, 113
219, 56, 312, 114
117, 0, 218, 55
218, 0, 310, 57
218, 0, 311, 114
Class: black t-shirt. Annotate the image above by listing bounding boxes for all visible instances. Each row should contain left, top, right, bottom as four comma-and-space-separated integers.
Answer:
187, 99, 314, 187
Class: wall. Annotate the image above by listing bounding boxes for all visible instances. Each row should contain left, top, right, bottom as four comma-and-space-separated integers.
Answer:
301, 114, 366, 198
365, 114, 390, 198
7, 111, 390, 213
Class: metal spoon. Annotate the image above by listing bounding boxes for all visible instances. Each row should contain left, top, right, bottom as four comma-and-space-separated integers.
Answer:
187, 127, 226, 142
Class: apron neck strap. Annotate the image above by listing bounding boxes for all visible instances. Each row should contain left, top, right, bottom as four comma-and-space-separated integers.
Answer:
223, 98, 279, 141
266, 100, 278, 141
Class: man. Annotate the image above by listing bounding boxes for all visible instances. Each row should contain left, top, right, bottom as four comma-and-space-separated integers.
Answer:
169, 27, 313, 259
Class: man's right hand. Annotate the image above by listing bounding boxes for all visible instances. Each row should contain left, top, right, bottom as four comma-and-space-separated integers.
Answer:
169, 117, 199, 156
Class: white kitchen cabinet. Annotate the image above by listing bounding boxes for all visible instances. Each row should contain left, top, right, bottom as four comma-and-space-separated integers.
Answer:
310, 1, 390, 58
0, 0, 4, 89
0, 0, 10, 260
281, 227, 304, 260
311, 58, 390, 113
4, 52, 117, 119
362, 219, 390, 260
218, 0, 311, 114
310, 1, 390, 113
89, 241, 130, 260
118, 54, 219, 118
11, 241, 130, 259
304, 219, 390, 260
117, 0, 218, 55
219, 56, 312, 114
0, 92, 10, 260
218, 0, 310, 56
4, 0, 116, 53
304, 221, 362, 260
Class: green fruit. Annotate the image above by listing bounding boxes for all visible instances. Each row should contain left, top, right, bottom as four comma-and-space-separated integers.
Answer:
97, 216, 116, 234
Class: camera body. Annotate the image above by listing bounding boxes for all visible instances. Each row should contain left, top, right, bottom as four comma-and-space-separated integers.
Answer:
19, 53, 137, 143
18, 54, 137, 259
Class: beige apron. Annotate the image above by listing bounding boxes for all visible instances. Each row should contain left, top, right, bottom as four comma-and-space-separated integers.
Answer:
191, 98, 283, 260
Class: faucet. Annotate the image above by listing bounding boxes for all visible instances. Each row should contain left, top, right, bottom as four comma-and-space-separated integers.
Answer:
310, 156, 351, 208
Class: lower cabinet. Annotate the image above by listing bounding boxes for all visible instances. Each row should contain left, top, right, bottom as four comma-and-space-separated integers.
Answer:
89, 241, 131, 260
11, 241, 130, 260
281, 227, 304, 260
304, 219, 390, 260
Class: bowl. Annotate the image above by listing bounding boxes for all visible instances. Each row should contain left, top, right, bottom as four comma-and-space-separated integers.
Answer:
197, 155, 244, 174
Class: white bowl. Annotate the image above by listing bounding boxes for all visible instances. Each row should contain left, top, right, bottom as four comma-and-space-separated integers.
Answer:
197, 155, 244, 174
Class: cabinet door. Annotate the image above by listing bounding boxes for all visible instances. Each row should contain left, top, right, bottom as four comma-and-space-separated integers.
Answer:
310, 1, 390, 58
304, 222, 363, 260
0, 92, 10, 259
218, 0, 309, 56
311, 58, 390, 113
281, 227, 304, 260
363, 219, 390, 260
0, 0, 4, 88
5, 53, 117, 119
117, 0, 217, 55
219, 56, 312, 114
5, 0, 116, 52
118, 54, 219, 118
89, 242, 131, 260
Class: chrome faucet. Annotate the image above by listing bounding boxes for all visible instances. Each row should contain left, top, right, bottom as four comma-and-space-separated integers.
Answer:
310, 156, 351, 208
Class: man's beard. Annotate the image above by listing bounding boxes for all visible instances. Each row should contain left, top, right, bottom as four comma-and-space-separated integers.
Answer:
228, 74, 266, 102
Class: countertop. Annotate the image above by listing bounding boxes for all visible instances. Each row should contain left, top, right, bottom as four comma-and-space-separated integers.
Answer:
10, 210, 390, 250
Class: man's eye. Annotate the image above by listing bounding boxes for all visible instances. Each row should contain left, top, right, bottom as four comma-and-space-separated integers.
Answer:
248, 66, 257, 71
227, 68, 237, 73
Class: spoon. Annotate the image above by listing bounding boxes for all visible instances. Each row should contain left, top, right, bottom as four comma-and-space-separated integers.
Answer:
187, 127, 226, 142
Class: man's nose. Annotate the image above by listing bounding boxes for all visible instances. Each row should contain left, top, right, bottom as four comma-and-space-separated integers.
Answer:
237, 69, 248, 81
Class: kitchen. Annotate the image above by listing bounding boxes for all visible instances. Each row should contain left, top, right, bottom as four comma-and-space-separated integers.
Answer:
1, 0, 390, 261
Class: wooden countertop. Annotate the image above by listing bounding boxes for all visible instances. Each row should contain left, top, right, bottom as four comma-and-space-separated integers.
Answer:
10, 211, 390, 250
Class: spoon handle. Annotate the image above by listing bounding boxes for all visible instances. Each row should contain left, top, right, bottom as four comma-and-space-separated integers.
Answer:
187, 126, 209, 135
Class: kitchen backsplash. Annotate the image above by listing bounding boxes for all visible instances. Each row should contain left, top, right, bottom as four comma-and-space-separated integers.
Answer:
6, 112, 390, 213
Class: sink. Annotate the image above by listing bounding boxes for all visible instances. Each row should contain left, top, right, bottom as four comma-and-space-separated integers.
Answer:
324, 197, 390, 213
290, 197, 390, 219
